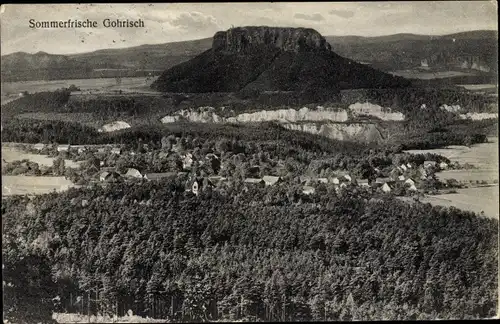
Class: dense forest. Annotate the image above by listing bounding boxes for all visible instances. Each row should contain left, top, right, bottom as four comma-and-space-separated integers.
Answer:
2, 179, 498, 322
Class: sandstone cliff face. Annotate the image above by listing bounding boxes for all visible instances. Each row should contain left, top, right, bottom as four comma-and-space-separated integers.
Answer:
161, 106, 350, 124
212, 26, 332, 54
283, 122, 383, 143
98, 121, 131, 133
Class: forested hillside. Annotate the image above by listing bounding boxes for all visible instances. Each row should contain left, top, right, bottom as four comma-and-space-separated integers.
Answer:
2, 179, 498, 321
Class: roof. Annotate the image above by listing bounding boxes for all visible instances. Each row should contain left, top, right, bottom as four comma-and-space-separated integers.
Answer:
125, 168, 142, 178
208, 176, 226, 183
302, 186, 315, 194
145, 172, 176, 180
375, 177, 391, 183
357, 179, 369, 184
244, 178, 264, 184
262, 176, 282, 185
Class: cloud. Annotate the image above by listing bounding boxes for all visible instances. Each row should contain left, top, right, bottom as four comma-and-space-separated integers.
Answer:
170, 11, 219, 31
329, 10, 355, 19
294, 13, 324, 22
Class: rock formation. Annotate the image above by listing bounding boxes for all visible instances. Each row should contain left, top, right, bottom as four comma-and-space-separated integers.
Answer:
212, 26, 331, 54
151, 26, 410, 93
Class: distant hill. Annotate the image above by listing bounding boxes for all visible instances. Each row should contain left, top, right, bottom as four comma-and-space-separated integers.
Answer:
151, 26, 410, 93
1, 30, 496, 82
326, 30, 498, 72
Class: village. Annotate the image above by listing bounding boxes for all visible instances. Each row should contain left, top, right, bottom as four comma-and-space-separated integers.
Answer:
2, 137, 468, 201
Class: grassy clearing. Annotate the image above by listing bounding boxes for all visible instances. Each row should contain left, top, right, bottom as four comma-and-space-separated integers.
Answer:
404, 136, 498, 169
1, 146, 81, 168
421, 185, 499, 219
2, 175, 77, 196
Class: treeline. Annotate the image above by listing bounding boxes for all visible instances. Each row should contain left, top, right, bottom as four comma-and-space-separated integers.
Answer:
2, 180, 497, 321
340, 87, 497, 114
1, 90, 71, 120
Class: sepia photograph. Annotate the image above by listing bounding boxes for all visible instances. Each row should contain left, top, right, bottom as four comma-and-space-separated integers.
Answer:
1, 2, 498, 323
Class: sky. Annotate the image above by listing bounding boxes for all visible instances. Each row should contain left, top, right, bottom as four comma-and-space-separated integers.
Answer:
0, 2, 497, 55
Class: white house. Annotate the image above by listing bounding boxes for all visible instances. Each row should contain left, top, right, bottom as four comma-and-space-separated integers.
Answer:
398, 175, 406, 181
357, 179, 370, 187
405, 178, 417, 191
302, 186, 315, 195
406, 163, 413, 169
439, 162, 449, 169
111, 147, 122, 155
405, 178, 416, 186
125, 168, 142, 178
262, 176, 282, 186
400, 164, 408, 171
33, 143, 45, 151
343, 174, 352, 182
424, 161, 437, 168
57, 144, 70, 152
382, 183, 393, 193
317, 178, 329, 184
331, 177, 340, 185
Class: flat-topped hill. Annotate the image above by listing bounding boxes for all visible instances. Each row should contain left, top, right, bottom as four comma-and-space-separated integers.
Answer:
151, 26, 410, 93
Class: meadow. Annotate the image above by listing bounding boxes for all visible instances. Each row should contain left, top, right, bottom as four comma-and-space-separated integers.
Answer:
2, 175, 77, 196
1, 76, 159, 104
2, 145, 81, 168
421, 185, 499, 219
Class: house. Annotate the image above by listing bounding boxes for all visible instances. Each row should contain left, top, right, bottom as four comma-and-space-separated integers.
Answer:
299, 175, 312, 184
398, 175, 406, 181
125, 168, 143, 178
405, 178, 416, 186
182, 153, 194, 170
375, 177, 391, 184
439, 162, 449, 169
405, 178, 418, 191
262, 176, 283, 186
111, 147, 122, 155
99, 171, 120, 182
340, 182, 348, 188
424, 161, 437, 168
357, 179, 370, 187
208, 176, 227, 184
400, 164, 408, 171
381, 182, 393, 193
57, 144, 70, 152
317, 177, 329, 184
33, 143, 45, 151
302, 186, 315, 195
144, 172, 177, 181
343, 174, 352, 182
189, 177, 214, 196
406, 163, 413, 169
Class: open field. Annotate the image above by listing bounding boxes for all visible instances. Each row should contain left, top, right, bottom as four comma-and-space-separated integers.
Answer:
458, 84, 498, 91
404, 136, 498, 169
1, 146, 81, 168
421, 185, 499, 219
389, 70, 477, 79
1, 77, 159, 104
404, 136, 498, 218
2, 175, 77, 196
435, 169, 498, 183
